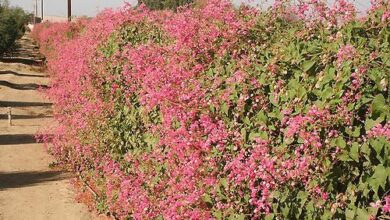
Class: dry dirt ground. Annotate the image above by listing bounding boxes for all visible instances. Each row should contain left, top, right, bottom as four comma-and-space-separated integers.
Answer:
0, 35, 94, 220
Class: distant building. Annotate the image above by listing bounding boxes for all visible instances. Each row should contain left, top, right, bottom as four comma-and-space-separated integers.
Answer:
28, 15, 70, 31
41, 15, 68, 22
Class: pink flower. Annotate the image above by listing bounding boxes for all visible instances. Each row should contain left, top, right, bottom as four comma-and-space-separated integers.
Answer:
367, 123, 390, 141
381, 11, 390, 22
337, 44, 356, 65
370, 200, 381, 208
384, 196, 390, 213
322, 192, 329, 200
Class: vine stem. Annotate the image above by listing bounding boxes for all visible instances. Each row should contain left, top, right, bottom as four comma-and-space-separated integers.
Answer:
76, 172, 118, 220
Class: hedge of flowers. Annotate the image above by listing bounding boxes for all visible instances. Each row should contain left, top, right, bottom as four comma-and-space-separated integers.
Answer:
32, 0, 389, 219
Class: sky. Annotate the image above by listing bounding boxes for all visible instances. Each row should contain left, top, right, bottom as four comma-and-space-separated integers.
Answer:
7, 0, 372, 17
7, 0, 137, 17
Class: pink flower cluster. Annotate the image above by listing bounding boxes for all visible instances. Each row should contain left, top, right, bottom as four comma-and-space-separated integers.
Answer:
370, 196, 390, 213
368, 123, 390, 141
274, 0, 358, 26
337, 44, 357, 65
385, 196, 390, 213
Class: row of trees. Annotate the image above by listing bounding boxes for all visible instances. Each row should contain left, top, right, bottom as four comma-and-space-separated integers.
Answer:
0, 0, 30, 55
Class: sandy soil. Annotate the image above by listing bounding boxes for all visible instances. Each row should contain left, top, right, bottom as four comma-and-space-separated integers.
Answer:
0, 35, 94, 220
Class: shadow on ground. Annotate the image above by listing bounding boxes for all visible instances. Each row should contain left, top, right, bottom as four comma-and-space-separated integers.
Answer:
0, 70, 47, 78
0, 114, 52, 120
0, 101, 52, 108
0, 171, 73, 190
0, 80, 49, 90
0, 57, 43, 66
0, 134, 37, 145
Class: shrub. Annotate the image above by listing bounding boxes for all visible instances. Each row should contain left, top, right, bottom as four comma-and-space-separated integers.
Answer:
33, 0, 389, 219
0, 1, 29, 55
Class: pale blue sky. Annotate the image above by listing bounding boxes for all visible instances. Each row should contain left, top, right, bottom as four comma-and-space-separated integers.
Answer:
8, 0, 371, 17
8, 0, 136, 17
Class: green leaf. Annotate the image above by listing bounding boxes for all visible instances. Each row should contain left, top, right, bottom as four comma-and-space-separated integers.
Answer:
241, 128, 247, 142
321, 87, 333, 100
213, 210, 223, 220
355, 208, 369, 220
243, 116, 251, 125
321, 210, 332, 220
365, 118, 378, 131
221, 103, 229, 116
370, 138, 385, 156
249, 132, 259, 141
244, 194, 250, 203
288, 79, 299, 89
371, 94, 387, 118
332, 137, 346, 149
352, 127, 360, 137
338, 152, 352, 161
256, 111, 268, 124
322, 67, 335, 85
369, 165, 389, 194
258, 130, 269, 140
234, 214, 246, 220
281, 205, 290, 217
345, 208, 355, 220
210, 104, 215, 113
202, 193, 212, 204
297, 85, 307, 98
264, 214, 274, 220
220, 178, 228, 188
302, 60, 316, 72
360, 143, 370, 158
350, 142, 359, 162
297, 191, 309, 206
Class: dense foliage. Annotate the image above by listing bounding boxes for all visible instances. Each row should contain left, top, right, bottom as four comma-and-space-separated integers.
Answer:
0, 0, 29, 55
138, 0, 194, 10
33, 0, 389, 219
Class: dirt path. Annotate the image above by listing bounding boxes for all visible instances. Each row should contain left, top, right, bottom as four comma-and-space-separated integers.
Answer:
0, 35, 93, 220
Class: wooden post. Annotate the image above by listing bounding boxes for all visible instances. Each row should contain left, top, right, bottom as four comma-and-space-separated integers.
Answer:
7, 107, 12, 126
41, 0, 44, 21
35, 0, 38, 24
68, 0, 72, 22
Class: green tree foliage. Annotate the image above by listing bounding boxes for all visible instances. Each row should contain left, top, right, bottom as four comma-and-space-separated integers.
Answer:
0, 0, 29, 55
138, 0, 194, 11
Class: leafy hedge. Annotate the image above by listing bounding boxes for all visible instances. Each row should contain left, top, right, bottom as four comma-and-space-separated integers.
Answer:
0, 3, 29, 55
33, 0, 389, 219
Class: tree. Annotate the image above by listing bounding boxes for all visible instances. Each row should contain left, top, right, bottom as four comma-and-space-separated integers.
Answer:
0, 0, 10, 8
0, 2, 29, 55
